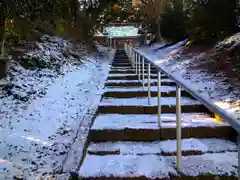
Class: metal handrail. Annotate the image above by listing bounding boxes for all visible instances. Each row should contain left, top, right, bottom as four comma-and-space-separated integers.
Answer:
124, 43, 240, 177
125, 43, 240, 131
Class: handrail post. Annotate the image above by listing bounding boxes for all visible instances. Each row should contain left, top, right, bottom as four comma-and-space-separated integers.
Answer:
176, 85, 182, 172
142, 57, 145, 90
148, 63, 151, 105
138, 54, 141, 81
157, 71, 161, 127
129, 45, 131, 57
238, 135, 240, 179
124, 43, 125, 53
135, 52, 138, 74
129, 46, 131, 63
128, 46, 131, 66
132, 49, 135, 70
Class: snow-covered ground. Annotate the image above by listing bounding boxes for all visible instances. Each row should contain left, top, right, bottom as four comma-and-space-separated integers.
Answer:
137, 40, 239, 121
96, 26, 139, 37
0, 36, 114, 179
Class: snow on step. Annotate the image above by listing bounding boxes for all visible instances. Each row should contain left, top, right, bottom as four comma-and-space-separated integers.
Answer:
79, 154, 177, 179
106, 79, 173, 83
109, 69, 157, 72
92, 114, 158, 130
107, 74, 168, 79
99, 96, 201, 107
91, 114, 227, 130
90, 114, 232, 141
111, 67, 157, 70
108, 73, 162, 77
79, 153, 238, 179
88, 138, 237, 156
104, 86, 177, 93
166, 152, 238, 177
108, 73, 138, 77
109, 69, 134, 72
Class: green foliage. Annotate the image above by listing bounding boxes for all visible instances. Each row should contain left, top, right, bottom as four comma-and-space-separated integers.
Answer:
158, 0, 240, 44
160, 1, 187, 42
186, 0, 239, 44
1, 0, 119, 44
100, 1, 134, 25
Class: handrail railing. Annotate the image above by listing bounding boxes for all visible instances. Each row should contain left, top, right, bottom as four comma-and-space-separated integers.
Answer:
124, 43, 240, 177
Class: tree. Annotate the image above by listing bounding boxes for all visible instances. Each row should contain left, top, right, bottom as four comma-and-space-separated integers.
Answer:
160, 0, 187, 42
0, 1, 5, 56
138, 0, 168, 40
186, 0, 239, 44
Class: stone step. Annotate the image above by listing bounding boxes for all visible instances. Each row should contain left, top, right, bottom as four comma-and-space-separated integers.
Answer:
110, 68, 159, 72
114, 52, 127, 54
103, 86, 190, 98
115, 52, 127, 54
111, 62, 155, 65
105, 79, 175, 87
113, 55, 129, 59
107, 74, 168, 80
112, 61, 131, 63
111, 66, 158, 70
112, 62, 131, 64
98, 97, 205, 114
110, 69, 158, 74
114, 57, 128, 59
79, 154, 178, 180
89, 114, 234, 141
113, 59, 147, 63
88, 138, 237, 156
112, 63, 153, 67
112, 62, 152, 69
112, 61, 154, 64
112, 61, 130, 64
79, 152, 238, 179
112, 60, 130, 63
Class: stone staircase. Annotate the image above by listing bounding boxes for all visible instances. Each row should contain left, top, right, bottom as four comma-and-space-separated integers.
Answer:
78, 50, 238, 179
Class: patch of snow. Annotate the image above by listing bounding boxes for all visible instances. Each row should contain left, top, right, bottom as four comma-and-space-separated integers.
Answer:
79, 153, 237, 178
100, 96, 201, 107
166, 152, 238, 177
137, 42, 240, 121
216, 32, 240, 48
107, 73, 160, 77
160, 138, 237, 154
0, 35, 114, 179
106, 79, 174, 83
79, 154, 177, 179
104, 86, 177, 93
88, 138, 237, 155
109, 69, 136, 73
91, 113, 227, 130
96, 26, 139, 37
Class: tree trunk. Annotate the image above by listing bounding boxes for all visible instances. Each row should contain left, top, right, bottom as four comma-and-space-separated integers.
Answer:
0, 2, 8, 79
0, 2, 5, 56
156, 17, 162, 41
